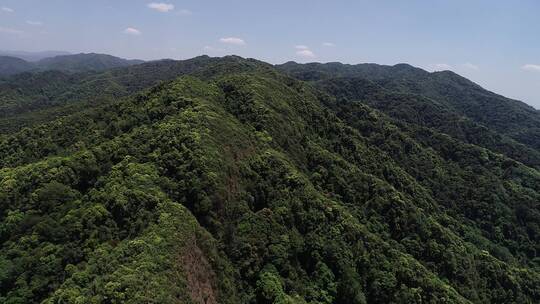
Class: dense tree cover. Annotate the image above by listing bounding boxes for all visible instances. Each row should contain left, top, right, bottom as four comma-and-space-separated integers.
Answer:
0, 56, 539, 303
0, 55, 261, 133
35, 53, 143, 73
315, 77, 540, 169
276, 61, 540, 151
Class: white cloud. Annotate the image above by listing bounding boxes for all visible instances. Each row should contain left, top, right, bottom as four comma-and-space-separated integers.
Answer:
432, 63, 452, 71
522, 64, 540, 72
26, 20, 43, 26
147, 2, 174, 12
294, 45, 316, 59
461, 62, 479, 70
0, 26, 23, 34
296, 49, 316, 59
123, 27, 141, 35
322, 42, 335, 47
1, 7, 14, 13
219, 37, 246, 45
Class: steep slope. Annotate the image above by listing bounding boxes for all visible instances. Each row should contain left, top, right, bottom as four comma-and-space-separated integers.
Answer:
1, 57, 540, 303
0, 56, 252, 134
316, 77, 540, 168
277, 62, 540, 151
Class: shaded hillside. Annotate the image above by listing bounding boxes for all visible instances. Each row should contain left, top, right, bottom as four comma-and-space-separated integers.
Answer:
316, 77, 540, 168
277, 62, 540, 151
1, 57, 540, 303
0, 56, 35, 76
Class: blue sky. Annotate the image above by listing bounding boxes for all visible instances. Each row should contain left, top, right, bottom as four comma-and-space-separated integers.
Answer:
1, 0, 539, 108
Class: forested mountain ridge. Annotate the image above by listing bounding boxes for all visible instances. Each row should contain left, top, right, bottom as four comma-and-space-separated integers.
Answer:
1, 56, 539, 303
277, 61, 540, 151
313, 76, 540, 169
36, 53, 144, 73
0, 56, 258, 133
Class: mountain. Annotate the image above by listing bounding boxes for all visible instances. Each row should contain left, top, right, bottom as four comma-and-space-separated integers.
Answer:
0, 53, 144, 77
0, 56, 223, 133
311, 76, 540, 169
276, 62, 540, 151
0, 56, 35, 75
1, 56, 540, 303
0, 50, 72, 62
36, 53, 144, 73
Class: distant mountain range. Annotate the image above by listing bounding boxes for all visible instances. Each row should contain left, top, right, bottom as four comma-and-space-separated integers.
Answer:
0, 50, 72, 62
0, 52, 144, 75
0, 56, 35, 76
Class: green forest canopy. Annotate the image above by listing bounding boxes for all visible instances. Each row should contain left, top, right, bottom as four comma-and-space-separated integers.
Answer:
0, 56, 539, 303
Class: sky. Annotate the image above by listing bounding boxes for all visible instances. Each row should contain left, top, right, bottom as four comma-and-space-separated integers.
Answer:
1, 0, 539, 108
